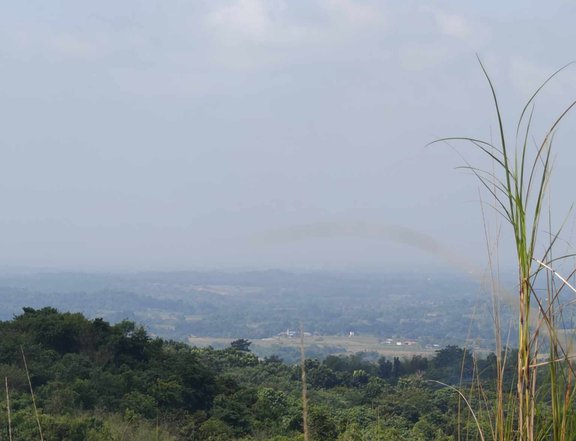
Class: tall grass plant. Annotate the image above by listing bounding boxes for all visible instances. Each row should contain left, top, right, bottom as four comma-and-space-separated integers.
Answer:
435, 58, 576, 441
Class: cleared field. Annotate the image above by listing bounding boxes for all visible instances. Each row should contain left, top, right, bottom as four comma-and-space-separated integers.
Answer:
188, 334, 438, 357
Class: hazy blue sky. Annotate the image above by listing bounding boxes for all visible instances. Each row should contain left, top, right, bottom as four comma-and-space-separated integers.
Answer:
1, 0, 576, 272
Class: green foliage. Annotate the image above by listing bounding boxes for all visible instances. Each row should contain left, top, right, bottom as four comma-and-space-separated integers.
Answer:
198, 417, 235, 441
308, 405, 338, 441
0, 307, 507, 440
230, 338, 252, 352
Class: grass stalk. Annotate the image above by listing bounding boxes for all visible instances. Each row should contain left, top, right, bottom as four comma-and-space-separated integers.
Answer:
21, 346, 44, 441
431, 380, 486, 441
5, 377, 13, 441
299, 324, 309, 441
480, 189, 508, 441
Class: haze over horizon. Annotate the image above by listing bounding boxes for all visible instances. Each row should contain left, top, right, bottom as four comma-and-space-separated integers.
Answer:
2, 1, 576, 272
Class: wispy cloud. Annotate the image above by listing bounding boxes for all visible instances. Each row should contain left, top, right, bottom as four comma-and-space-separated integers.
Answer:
422, 6, 490, 45
206, 0, 311, 45
202, 0, 389, 71
320, 0, 385, 28
207, 0, 274, 41
433, 11, 471, 39
206, 0, 385, 46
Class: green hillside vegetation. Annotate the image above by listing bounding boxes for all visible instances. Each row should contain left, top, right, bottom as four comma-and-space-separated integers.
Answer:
0, 307, 510, 441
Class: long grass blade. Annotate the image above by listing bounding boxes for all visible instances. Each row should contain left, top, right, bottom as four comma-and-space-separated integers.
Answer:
5, 377, 13, 441
21, 346, 45, 441
300, 324, 309, 441
516, 61, 575, 138
429, 380, 486, 441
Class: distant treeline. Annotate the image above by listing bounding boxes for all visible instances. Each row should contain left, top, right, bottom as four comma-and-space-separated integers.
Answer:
0, 270, 516, 348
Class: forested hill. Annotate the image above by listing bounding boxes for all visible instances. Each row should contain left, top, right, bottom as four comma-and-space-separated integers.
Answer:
0, 307, 508, 440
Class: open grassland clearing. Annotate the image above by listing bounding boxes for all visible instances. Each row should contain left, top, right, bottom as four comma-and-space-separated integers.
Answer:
188, 334, 438, 358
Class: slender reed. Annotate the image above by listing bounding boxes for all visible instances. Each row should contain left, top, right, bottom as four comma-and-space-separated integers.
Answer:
5, 377, 13, 441
430, 380, 486, 441
299, 324, 309, 441
480, 190, 508, 441
156, 411, 160, 441
21, 346, 44, 441
120, 413, 135, 441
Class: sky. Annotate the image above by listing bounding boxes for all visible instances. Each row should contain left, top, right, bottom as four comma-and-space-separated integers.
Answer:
1, 0, 576, 272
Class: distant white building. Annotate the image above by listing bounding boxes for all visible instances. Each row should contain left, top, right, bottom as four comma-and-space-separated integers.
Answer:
278, 329, 297, 338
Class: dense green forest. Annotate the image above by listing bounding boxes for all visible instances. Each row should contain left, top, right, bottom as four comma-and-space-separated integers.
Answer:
0, 307, 514, 440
